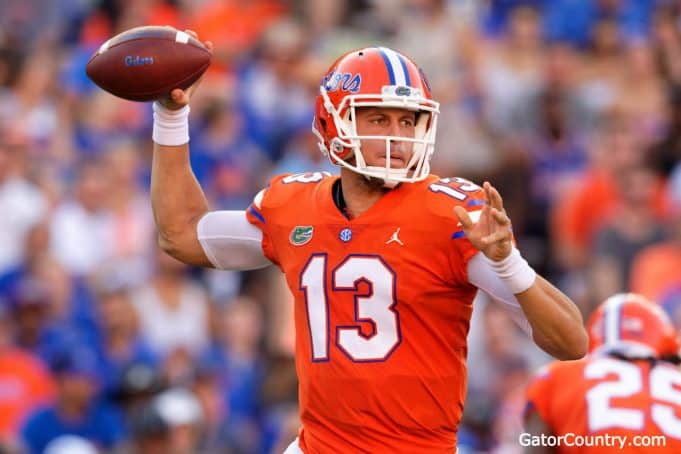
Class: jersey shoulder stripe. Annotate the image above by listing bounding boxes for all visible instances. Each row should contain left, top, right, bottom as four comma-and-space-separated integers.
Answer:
256, 172, 333, 211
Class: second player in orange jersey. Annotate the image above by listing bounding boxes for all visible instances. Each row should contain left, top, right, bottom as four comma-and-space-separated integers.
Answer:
525, 293, 681, 453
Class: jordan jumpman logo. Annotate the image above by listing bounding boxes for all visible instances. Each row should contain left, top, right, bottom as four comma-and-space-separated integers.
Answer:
386, 227, 404, 246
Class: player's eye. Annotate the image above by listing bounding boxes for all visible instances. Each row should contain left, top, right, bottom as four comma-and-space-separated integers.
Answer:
400, 118, 415, 128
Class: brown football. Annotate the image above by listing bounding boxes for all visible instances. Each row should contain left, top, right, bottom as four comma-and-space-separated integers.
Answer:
86, 26, 211, 102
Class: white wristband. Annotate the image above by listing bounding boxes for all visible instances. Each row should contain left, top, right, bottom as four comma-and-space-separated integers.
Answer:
488, 247, 537, 295
152, 101, 190, 146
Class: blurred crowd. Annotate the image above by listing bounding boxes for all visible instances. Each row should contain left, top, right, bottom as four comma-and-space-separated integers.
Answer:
0, 0, 680, 453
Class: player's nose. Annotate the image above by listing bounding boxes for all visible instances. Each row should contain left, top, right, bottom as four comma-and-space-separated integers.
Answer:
388, 119, 404, 137
389, 140, 407, 156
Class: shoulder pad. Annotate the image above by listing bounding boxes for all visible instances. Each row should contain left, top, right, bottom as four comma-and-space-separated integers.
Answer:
425, 177, 485, 222
253, 171, 333, 210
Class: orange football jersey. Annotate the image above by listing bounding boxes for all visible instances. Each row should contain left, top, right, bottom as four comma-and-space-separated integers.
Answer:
246, 172, 485, 453
526, 356, 681, 453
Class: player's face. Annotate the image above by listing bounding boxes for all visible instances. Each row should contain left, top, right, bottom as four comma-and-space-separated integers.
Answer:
354, 107, 416, 169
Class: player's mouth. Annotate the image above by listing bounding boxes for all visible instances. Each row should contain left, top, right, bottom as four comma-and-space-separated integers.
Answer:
377, 154, 407, 168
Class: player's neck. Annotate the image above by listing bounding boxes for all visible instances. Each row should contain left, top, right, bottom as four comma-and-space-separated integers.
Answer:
338, 168, 388, 219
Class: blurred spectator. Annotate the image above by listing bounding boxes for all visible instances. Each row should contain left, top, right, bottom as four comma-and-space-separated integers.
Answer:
524, 86, 588, 234
0, 302, 55, 451
112, 0, 184, 35
271, 125, 337, 177
201, 295, 265, 453
153, 387, 204, 454
1, 220, 98, 358
112, 362, 165, 416
490, 357, 531, 453
0, 50, 59, 152
191, 98, 271, 209
551, 109, 668, 272
190, 357, 225, 452
31, 255, 100, 348
188, 0, 288, 69
125, 400, 171, 454
544, 0, 653, 48
20, 345, 125, 453
73, 92, 148, 156
130, 248, 210, 360
102, 141, 154, 283
540, 43, 595, 133
590, 164, 666, 304
651, 4, 681, 85
0, 138, 48, 276
575, 18, 623, 121
302, 0, 379, 63
463, 298, 547, 451
43, 435, 98, 454
615, 40, 668, 142
263, 402, 300, 454
237, 19, 315, 161
0, 220, 49, 304
49, 157, 115, 276
430, 99, 500, 179
8, 277, 55, 360
392, 0, 473, 101
481, 0, 547, 38
650, 84, 681, 176
670, 160, 681, 206
477, 5, 545, 136
629, 208, 681, 301
91, 274, 159, 397
0, 0, 64, 49
161, 347, 196, 389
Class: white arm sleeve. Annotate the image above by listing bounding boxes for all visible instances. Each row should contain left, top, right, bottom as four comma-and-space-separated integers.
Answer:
197, 211, 272, 270
467, 252, 532, 336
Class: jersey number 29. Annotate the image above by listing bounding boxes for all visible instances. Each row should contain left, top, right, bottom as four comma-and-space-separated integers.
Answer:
300, 254, 401, 362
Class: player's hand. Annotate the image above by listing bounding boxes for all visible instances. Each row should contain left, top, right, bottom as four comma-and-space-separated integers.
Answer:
158, 29, 213, 110
453, 182, 513, 262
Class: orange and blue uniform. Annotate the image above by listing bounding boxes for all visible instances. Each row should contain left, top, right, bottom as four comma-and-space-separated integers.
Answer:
526, 356, 681, 453
246, 172, 486, 453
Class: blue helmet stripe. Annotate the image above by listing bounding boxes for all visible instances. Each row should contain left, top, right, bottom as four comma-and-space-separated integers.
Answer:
376, 47, 396, 85
397, 54, 411, 86
613, 303, 621, 345
605, 295, 625, 347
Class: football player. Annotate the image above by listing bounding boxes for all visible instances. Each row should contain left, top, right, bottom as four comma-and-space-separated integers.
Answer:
525, 293, 681, 453
150, 32, 587, 453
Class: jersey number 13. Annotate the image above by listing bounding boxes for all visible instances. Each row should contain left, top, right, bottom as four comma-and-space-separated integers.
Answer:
300, 254, 401, 362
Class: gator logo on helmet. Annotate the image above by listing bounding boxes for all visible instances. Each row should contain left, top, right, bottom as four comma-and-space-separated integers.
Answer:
395, 86, 411, 96
322, 71, 361, 93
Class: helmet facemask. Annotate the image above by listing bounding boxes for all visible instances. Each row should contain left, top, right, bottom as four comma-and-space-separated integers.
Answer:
313, 84, 440, 188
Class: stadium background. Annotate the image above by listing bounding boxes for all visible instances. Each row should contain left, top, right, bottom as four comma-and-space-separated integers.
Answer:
0, 0, 680, 452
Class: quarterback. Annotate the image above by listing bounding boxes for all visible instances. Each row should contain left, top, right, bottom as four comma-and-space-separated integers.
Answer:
150, 33, 587, 453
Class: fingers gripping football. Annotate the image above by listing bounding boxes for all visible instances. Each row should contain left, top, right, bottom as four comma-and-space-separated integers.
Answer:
160, 30, 214, 110
453, 182, 513, 262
